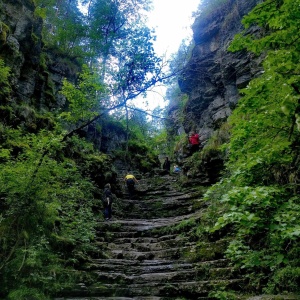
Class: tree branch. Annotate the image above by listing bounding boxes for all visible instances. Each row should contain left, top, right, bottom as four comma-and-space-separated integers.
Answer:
127, 106, 168, 120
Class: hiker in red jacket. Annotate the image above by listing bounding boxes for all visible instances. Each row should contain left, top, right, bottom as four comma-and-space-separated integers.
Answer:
188, 131, 200, 153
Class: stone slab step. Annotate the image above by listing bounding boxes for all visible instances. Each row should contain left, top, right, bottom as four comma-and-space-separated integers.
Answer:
108, 245, 191, 260
54, 298, 163, 300
54, 294, 300, 300
98, 213, 203, 231
92, 265, 238, 284
55, 297, 212, 300
94, 269, 204, 284
89, 258, 229, 269
68, 278, 245, 298
83, 259, 235, 283
95, 238, 189, 252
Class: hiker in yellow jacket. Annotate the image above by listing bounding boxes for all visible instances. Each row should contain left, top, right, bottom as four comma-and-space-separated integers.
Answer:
124, 172, 139, 198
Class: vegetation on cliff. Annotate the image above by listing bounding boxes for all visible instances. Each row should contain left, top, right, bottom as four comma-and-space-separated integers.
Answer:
196, 0, 300, 294
1, 0, 300, 298
0, 0, 163, 298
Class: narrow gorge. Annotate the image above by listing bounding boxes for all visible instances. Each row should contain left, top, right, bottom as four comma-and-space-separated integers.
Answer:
1, 0, 300, 299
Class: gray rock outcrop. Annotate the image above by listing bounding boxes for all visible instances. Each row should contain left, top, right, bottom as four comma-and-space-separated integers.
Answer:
170, 0, 262, 141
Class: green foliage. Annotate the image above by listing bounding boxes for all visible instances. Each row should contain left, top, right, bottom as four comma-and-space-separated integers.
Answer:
208, 289, 238, 300
0, 124, 111, 297
165, 81, 189, 133
1, 0, 167, 298
34, 0, 87, 58
266, 266, 300, 293
201, 0, 300, 293
0, 59, 11, 97
60, 65, 106, 125
173, 133, 188, 153
127, 139, 159, 172
150, 129, 168, 155
34, 0, 164, 106
0, 21, 10, 42
8, 287, 50, 300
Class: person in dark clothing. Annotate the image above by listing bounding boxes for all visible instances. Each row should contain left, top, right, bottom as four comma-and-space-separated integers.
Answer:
102, 183, 113, 220
162, 157, 171, 173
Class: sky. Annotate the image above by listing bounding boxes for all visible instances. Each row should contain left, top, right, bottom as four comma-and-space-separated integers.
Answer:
147, 0, 200, 57
135, 0, 201, 112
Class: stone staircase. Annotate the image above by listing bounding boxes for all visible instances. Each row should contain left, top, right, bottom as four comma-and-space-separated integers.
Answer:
54, 174, 298, 300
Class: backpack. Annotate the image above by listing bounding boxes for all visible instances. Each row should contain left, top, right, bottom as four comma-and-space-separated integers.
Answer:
102, 188, 112, 206
126, 178, 135, 187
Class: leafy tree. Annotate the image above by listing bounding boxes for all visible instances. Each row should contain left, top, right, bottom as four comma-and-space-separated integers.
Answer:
85, 0, 151, 66
60, 64, 106, 126
0, 125, 108, 297
34, 0, 87, 58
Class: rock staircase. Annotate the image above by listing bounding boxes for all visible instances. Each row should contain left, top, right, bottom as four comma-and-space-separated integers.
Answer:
54, 174, 297, 300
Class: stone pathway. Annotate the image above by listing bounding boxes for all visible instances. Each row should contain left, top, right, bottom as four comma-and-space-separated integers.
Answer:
54, 174, 299, 300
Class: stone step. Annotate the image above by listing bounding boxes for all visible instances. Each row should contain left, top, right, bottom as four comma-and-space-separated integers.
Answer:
95, 233, 188, 246
89, 265, 238, 284
60, 278, 245, 298
86, 258, 193, 272
94, 269, 206, 284
97, 240, 183, 252
81, 259, 235, 292
98, 214, 203, 232
54, 294, 300, 300
55, 298, 165, 300
86, 258, 229, 272
96, 238, 227, 257
120, 190, 195, 200
55, 297, 213, 300
108, 245, 187, 260
57, 174, 248, 299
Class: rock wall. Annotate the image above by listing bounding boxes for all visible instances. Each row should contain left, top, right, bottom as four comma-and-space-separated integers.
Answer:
0, 0, 125, 152
171, 0, 262, 142
0, 0, 42, 103
0, 0, 81, 131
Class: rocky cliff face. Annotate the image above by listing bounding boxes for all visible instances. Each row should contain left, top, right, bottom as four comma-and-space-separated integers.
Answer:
1, 0, 73, 108
0, 0, 126, 152
0, 0, 81, 131
166, 0, 263, 183
170, 0, 262, 142
0, 0, 42, 104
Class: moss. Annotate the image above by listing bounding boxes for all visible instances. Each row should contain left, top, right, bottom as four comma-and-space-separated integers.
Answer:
44, 89, 56, 103
35, 113, 55, 130
78, 152, 116, 188
201, 122, 230, 160
0, 105, 13, 122
0, 59, 11, 97
45, 76, 56, 102
0, 22, 10, 43
267, 267, 300, 293
183, 239, 229, 262
31, 32, 39, 44
39, 52, 48, 70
